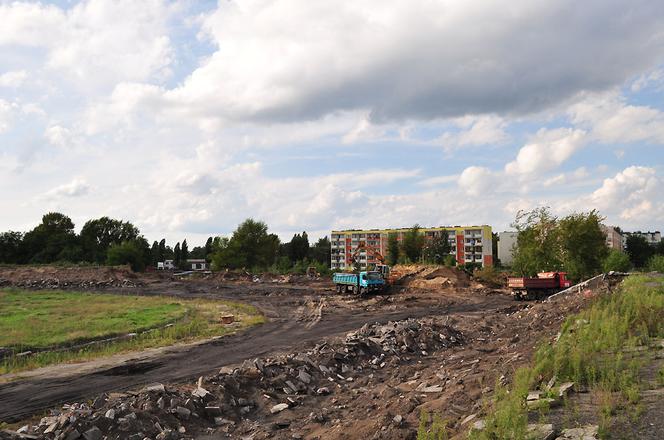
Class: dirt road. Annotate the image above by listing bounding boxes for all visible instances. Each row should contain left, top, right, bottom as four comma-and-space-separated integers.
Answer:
0, 278, 515, 422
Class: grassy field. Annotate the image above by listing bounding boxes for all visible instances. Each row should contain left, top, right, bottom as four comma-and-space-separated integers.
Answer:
465, 275, 664, 439
0, 289, 264, 374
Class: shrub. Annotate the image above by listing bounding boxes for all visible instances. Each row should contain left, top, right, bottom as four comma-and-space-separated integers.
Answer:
602, 249, 632, 272
443, 255, 457, 267
473, 266, 503, 287
647, 255, 664, 273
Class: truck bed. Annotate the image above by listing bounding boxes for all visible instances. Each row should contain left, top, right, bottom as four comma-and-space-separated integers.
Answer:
507, 277, 558, 289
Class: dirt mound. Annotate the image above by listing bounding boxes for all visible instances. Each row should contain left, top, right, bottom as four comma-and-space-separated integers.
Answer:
0, 265, 141, 289
394, 265, 470, 289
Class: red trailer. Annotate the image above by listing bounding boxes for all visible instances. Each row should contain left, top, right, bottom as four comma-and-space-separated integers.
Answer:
507, 271, 572, 300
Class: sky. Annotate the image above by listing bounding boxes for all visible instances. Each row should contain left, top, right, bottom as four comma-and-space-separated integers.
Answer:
1, 0, 664, 246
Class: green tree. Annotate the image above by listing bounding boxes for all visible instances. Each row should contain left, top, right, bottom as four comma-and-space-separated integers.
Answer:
647, 254, 664, 273
150, 241, 159, 266
211, 219, 280, 270
401, 225, 424, 263
79, 217, 140, 263
204, 237, 213, 262
602, 250, 632, 272
387, 233, 399, 266
422, 231, 451, 264
22, 212, 81, 263
0, 231, 24, 264
309, 236, 331, 264
173, 242, 181, 267
511, 207, 562, 276
158, 239, 166, 261
181, 239, 189, 267
625, 234, 654, 268
106, 240, 147, 272
288, 232, 310, 262
557, 210, 608, 280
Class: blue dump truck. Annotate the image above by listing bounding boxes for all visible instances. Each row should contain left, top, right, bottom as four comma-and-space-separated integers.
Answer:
332, 271, 386, 295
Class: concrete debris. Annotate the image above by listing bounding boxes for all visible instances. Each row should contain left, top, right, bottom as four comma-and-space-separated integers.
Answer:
555, 425, 599, 439
5, 317, 463, 440
558, 382, 574, 398
527, 423, 556, 440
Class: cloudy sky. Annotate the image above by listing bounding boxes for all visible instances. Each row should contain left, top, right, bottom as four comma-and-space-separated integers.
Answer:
1, 0, 664, 245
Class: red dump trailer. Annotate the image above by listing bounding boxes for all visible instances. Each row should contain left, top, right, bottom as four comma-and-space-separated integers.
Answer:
507, 271, 572, 300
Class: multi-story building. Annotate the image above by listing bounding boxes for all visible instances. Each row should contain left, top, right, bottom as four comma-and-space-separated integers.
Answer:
600, 225, 623, 252
622, 231, 662, 248
330, 225, 493, 270
497, 231, 518, 265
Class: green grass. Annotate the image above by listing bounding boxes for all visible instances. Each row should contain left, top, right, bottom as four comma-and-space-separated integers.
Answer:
0, 289, 264, 374
467, 274, 664, 440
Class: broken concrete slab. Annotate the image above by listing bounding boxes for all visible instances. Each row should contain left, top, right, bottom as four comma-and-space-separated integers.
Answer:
527, 423, 556, 440
270, 403, 290, 414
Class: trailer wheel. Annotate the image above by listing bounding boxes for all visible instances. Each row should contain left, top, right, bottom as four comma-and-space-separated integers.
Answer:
335, 285, 342, 294
360, 287, 367, 296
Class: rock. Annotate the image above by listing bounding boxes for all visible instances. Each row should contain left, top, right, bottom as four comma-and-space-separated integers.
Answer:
527, 391, 542, 401
392, 414, 403, 426
527, 423, 556, 440
104, 408, 116, 419
214, 417, 235, 426
555, 425, 598, 439
420, 385, 443, 393
461, 414, 477, 425
527, 397, 559, 410
558, 382, 574, 398
65, 430, 81, 440
82, 427, 103, 440
270, 403, 290, 414
175, 406, 191, 420
298, 370, 312, 384
471, 420, 486, 431
145, 383, 165, 393
316, 387, 330, 395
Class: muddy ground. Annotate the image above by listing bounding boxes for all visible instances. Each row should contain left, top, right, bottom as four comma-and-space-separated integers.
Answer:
0, 266, 611, 438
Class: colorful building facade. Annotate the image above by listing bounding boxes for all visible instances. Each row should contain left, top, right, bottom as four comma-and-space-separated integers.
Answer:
330, 225, 493, 270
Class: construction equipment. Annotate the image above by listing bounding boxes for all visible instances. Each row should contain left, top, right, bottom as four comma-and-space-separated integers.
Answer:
507, 271, 572, 300
332, 271, 386, 295
306, 266, 317, 279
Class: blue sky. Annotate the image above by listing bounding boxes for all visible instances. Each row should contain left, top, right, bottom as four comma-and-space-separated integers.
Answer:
1, 0, 664, 247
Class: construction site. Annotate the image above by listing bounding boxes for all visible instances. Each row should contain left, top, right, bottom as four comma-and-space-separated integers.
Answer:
0, 263, 661, 440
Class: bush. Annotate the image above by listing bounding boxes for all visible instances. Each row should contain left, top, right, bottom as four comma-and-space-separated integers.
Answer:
647, 255, 664, 273
602, 249, 632, 272
443, 255, 457, 267
473, 266, 503, 287
106, 241, 146, 272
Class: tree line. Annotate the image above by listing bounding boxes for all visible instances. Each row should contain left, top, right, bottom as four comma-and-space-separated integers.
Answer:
510, 207, 664, 281
384, 225, 455, 267
0, 213, 331, 274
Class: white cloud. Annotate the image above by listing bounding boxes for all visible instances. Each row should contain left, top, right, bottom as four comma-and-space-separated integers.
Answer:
0, 1, 175, 88
43, 178, 91, 199
505, 128, 586, 175
0, 70, 27, 87
157, 0, 664, 123
0, 99, 16, 133
438, 116, 509, 150
45, 125, 73, 148
569, 92, 664, 145
543, 166, 590, 187
458, 166, 499, 196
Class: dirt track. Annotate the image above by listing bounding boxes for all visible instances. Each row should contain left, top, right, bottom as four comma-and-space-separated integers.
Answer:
0, 275, 516, 423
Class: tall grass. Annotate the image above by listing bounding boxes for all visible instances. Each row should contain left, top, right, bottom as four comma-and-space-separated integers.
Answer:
468, 275, 664, 439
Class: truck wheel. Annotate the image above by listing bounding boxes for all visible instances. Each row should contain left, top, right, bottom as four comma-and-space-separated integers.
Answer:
335, 285, 342, 294
360, 287, 367, 296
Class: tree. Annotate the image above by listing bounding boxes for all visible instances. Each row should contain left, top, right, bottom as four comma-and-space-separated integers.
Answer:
204, 237, 213, 262
603, 250, 632, 272
625, 235, 653, 268
106, 240, 147, 272
174, 242, 181, 267
158, 239, 166, 262
557, 210, 608, 280
309, 236, 331, 264
511, 207, 562, 276
422, 231, 451, 264
79, 217, 140, 263
211, 219, 280, 270
150, 241, 160, 266
288, 232, 309, 262
181, 239, 189, 266
0, 231, 24, 264
402, 225, 424, 263
387, 233, 399, 266
22, 212, 81, 263
648, 255, 664, 273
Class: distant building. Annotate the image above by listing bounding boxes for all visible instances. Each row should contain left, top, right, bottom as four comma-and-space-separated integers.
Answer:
497, 231, 518, 266
187, 259, 208, 271
622, 231, 662, 248
601, 225, 623, 252
330, 225, 493, 270
157, 260, 176, 270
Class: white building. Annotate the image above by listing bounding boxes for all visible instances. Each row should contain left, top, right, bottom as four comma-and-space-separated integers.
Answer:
187, 259, 208, 271
157, 260, 176, 270
497, 231, 518, 266
622, 231, 662, 248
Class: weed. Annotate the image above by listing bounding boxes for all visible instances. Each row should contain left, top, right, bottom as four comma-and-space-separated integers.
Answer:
417, 411, 449, 440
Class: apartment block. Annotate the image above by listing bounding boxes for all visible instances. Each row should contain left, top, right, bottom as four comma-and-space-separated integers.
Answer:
330, 225, 493, 270
601, 225, 624, 252
622, 230, 662, 248
497, 231, 518, 265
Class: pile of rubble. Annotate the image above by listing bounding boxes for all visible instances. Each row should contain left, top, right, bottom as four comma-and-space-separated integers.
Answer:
1, 318, 464, 440
0, 266, 141, 290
